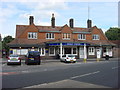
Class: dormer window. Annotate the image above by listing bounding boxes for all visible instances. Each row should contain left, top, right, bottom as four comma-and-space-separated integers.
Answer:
63, 33, 70, 40
92, 34, 100, 40
78, 34, 86, 40
46, 33, 55, 39
28, 32, 37, 39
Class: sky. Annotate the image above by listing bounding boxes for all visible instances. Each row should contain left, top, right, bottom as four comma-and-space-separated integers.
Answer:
0, 0, 119, 38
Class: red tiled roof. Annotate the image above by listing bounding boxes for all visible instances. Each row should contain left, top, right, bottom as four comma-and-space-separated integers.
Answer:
16, 24, 90, 38
9, 24, 115, 46
9, 37, 116, 46
16, 25, 29, 38
109, 40, 120, 45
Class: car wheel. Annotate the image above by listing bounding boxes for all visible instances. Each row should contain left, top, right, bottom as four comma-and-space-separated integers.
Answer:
65, 59, 67, 63
26, 62, 29, 65
73, 61, 76, 63
38, 61, 40, 65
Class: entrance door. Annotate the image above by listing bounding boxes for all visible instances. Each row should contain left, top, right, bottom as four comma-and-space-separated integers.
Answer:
96, 48, 101, 58
79, 47, 84, 58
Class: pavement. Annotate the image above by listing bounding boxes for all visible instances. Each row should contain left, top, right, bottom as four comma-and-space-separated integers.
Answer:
0, 57, 119, 64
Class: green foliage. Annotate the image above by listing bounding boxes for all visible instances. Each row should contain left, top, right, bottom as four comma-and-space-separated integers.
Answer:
2, 36, 14, 54
105, 27, 120, 40
0, 41, 2, 50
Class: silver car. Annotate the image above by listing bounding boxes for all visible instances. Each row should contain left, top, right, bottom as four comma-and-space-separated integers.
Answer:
7, 54, 21, 65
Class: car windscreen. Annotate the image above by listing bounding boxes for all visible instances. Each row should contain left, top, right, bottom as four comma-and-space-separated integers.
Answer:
28, 52, 40, 56
68, 55, 75, 57
10, 55, 18, 57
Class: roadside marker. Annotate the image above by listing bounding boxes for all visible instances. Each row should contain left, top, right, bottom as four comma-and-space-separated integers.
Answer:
97, 58, 100, 62
84, 58, 87, 63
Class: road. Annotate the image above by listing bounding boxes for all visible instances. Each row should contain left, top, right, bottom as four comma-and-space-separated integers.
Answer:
1, 58, 120, 89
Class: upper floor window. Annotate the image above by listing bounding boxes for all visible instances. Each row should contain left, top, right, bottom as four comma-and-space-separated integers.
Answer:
46, 33, 54, 39
92, 34, 100, 40
63, 33, 70, 40
78, 34, 86, 40
28, 32, 37, 39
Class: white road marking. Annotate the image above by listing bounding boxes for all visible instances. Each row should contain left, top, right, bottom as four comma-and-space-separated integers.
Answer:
112, 66, 120, 69
24, 83, 48, 88
70, 71, 100, 79
21, 71, 30, 73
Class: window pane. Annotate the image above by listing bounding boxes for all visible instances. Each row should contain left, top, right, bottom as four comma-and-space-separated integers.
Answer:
28, 32, 37, 39
42, 48, 44, 55
63, 33, 70, 39
93, 34, 99, 40
46, 33, 54, 39
50, 47, 54, 54
78, 34, 85, 40
73, 48, 77, 54
52, 33, 54, 38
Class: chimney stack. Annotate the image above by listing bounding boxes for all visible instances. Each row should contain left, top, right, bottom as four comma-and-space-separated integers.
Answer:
51, 13, 55, 28
87, 19, 92, 28
29, 16, 34, 25
69, 18, 74, 28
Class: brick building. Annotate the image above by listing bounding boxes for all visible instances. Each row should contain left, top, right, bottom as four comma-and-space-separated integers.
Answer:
8, 14, 115, 59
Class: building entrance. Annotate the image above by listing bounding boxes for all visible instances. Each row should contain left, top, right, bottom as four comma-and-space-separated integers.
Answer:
64, 48, 71, 54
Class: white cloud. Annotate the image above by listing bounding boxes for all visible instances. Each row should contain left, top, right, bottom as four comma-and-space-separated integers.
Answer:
18, 1, 68, 25
0, 0, 69, 38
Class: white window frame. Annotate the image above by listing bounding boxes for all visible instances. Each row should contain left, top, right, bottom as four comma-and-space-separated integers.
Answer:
78, 34, 86, 40
72, 47, 77, 55
62, 33, 71, 40
40, 48, 45, 56
88, 47, 95, 55
49, 47, 55, 56
46, 33, 55, 39
92, 34, 100, 40
28, 32, 37, 39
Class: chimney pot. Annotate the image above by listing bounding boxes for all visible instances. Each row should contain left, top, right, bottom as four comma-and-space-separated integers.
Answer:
69, 18, 74, 28
87, 19, 92, 28
51, 13, 55, 28
29, 16, 34, 25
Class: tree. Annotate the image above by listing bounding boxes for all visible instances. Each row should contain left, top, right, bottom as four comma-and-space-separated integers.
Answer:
105, 27, 120, 40
2, 36, 14, 55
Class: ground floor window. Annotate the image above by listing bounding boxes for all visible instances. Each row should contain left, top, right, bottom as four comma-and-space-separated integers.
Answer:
40, 48, 45, 56
58, 48, 64, 55
49, 47, 55, 56
103, 47, 112, 57
72, 48, 77, 54
88, 47, 95, 55
58, 47, 77, 55
12, 49, 28, 55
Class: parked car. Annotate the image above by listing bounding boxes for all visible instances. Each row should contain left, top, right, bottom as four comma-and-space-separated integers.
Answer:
25, 51, 41, 65
7, 54, 21, 65
60, 54, 76, 63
